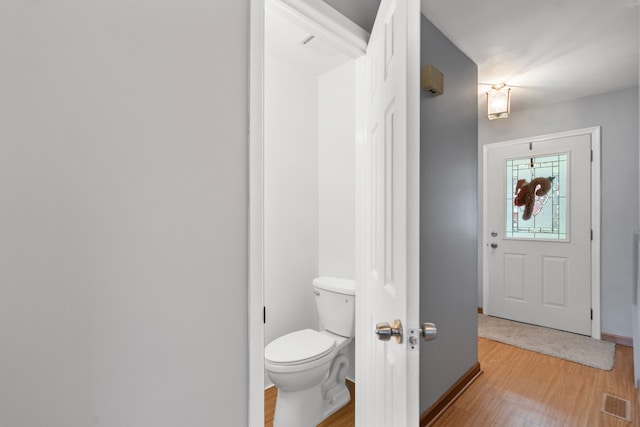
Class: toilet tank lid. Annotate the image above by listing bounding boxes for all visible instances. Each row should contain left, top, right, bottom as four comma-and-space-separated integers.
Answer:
313, 276, 355, 295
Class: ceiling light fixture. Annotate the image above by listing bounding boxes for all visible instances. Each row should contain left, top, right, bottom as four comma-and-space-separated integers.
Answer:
486, 83, 511, 120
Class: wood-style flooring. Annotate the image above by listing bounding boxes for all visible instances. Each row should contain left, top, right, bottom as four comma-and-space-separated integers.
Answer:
432, 338, 637, 427
264, 339, 637, 426
265, 380, 355, 427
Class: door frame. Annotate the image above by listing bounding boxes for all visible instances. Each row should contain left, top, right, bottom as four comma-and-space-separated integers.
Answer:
481, 126, 601, 339
248, 1, 369, 425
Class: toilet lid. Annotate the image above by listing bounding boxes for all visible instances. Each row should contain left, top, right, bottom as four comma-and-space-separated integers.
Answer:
265, 329, 335, 365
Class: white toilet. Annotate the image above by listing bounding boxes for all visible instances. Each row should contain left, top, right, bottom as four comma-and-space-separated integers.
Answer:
265, 276, 355, 427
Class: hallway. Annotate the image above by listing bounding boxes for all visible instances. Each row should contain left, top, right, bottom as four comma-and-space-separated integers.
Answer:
432, 338, 636, 426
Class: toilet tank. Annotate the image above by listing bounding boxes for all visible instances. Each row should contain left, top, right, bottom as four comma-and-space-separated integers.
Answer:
313, 276, 356, 338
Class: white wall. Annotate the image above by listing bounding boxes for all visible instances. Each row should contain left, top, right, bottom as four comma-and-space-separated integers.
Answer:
264, 53, 357, 383
264, 54, 320, 349
318, 61, 356, 281
318, 60, 357, 381
479, 87, 639, 338
0, 1, 249, 426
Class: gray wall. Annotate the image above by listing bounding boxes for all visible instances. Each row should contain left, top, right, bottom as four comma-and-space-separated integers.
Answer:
0, 1, 249, 426
479, 87, 640, 338
419, 16, 479, 411
323, 0, 381, 32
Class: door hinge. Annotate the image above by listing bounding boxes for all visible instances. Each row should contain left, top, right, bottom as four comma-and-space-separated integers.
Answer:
590, 309, 593, 320
591, 229, 593, 240
591, 150, 593, 161
263, 306, 266, 324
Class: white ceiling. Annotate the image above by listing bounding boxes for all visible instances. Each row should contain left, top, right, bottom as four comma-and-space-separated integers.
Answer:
420, 0, 640, 117
269, 0, 639, 117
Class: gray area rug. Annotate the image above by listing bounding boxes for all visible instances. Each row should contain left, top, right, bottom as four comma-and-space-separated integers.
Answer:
478, 314, 615, 370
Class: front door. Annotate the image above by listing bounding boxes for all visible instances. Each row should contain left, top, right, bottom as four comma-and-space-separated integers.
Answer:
485, 133, 592, 335
356, 0, 421, 425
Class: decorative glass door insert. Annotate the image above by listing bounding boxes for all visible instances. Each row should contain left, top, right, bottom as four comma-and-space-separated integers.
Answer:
505, 153, 568, 240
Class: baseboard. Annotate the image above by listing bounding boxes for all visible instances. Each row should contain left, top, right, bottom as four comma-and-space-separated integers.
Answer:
419, 362, 482, 427
601, 332, 633, 348
636, 388, 640, 426
477, 307, 483, 314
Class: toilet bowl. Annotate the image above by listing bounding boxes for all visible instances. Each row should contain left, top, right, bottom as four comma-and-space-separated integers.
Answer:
266, 330, 352, 426
265, 277, 355, 427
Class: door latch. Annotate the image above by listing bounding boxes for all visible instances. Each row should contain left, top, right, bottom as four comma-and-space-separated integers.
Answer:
408, 322, 438, 350
376, 320, 438, 350
407, 322, 438, 351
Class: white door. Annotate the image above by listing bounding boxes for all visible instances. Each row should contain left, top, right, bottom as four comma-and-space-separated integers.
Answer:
355, 0, 421, 426
485, 134, 592, 335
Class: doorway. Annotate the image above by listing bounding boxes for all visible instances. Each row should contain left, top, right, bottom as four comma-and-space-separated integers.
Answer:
482, 127, 601, 338
249, 0, 369, 424
250, 0, 426, 425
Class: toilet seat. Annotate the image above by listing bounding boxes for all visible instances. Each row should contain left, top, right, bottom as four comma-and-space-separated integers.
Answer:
265, 329, 336, 366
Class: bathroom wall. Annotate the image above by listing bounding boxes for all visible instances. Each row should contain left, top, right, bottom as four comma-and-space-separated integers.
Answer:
264, 53, 320, 349
479, 87, 640, 338
318, 61, 356, 281
264, 51, 357, 384
318, 60, 357, 381
419, 15, 479, 412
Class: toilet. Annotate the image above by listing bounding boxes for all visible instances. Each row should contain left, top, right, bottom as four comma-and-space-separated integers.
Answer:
265, 276, 355, 427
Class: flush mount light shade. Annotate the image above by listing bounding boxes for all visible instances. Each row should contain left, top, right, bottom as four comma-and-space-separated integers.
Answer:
486, 84, 511, 120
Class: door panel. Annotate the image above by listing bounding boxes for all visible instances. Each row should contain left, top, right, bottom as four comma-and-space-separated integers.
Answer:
504, 254, 525, 300
542, 256, 568, 307
486, 134, 592, 335
356, 0, 420, 425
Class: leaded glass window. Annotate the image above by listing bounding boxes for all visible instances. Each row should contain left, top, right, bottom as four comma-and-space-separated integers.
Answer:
505, 153, 568, 240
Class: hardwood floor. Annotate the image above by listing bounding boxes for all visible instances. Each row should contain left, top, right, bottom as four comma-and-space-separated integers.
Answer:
431, 338, 636, 427
264, 380, 355, 427
264, 339, 635, 426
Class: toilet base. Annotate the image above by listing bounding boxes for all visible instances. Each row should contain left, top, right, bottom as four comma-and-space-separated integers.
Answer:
273, 384, 323, 427
322, 382, 350, 419
272, 382, 351, 427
